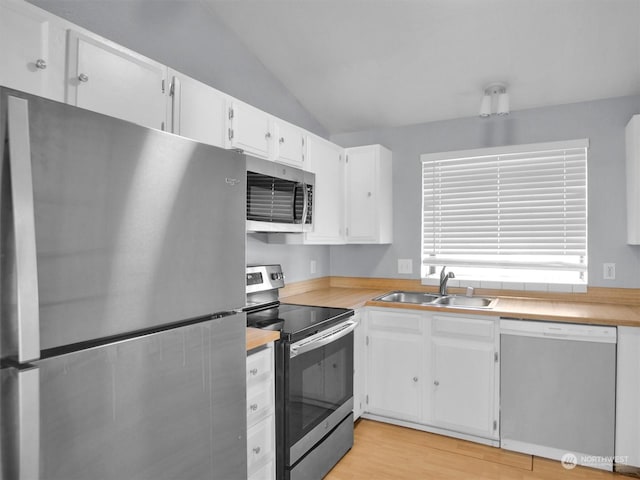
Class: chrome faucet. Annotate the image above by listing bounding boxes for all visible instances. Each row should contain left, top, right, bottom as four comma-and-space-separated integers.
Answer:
439, 266, 455, 296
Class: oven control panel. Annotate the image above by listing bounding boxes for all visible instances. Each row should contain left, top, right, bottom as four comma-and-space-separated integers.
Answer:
246, 264, 285, 294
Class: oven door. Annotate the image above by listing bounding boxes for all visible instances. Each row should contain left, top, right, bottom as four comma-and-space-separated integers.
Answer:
284, 320, 356, 467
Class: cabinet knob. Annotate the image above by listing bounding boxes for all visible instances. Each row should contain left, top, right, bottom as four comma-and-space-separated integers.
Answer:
35, 59, 47, 70
252, 446, 261, 455
434, 380, 440, 386
250, 403, 258, 411
265, 132, 272, 139
279, 137, 285, 144
413, 376, 418, 382
367, 192, 372, 197
78, 73, 89, 83
249, 368, 258, 376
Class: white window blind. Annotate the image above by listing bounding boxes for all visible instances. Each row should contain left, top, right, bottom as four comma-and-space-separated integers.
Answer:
421, 139, 588, 285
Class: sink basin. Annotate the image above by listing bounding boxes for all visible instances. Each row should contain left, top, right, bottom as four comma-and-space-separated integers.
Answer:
433, 295, 496, 309
373, 291, 497, 309
374, 291, 440, 305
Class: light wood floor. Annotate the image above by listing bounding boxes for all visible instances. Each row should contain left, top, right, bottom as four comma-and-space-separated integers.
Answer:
326, 419, 628, 480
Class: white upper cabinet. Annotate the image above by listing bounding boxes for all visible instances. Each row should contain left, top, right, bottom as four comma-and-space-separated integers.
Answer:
304, 135, 345, 244
167, 69, 228, 148
274, 119, 306, 168
626, 115, 640, 244
66, 30, 167, 130
0, 0, 67, 101
228, 99, 273, 159
344, 144, 393, 244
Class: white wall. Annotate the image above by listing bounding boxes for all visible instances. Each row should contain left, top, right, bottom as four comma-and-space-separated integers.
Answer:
331, 95, 640, 288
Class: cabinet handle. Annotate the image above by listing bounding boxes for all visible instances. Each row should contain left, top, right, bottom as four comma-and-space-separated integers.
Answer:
279, 137, 285, 144
249, 368, 258, 376
413, 376, 418, 382
265, 132, 272, 139
434, 380, 440, 386
78, 73, 89, 83
250, 403, 258, 411
35, 59, 47, 70
252, 446, 261, 455
367, 192, 372, 197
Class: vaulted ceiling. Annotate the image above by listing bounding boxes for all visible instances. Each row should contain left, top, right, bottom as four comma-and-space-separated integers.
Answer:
203, 0, 640, 134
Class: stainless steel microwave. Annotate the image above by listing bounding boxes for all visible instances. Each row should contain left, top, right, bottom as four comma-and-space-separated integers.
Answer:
246, 156, 314, 233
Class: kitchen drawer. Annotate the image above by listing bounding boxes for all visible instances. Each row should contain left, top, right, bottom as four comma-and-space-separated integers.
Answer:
247, 344, 273, 387
248, 458, 275, 480
247, 415, 275, 475
247, 378, 274, 427
432, 314, 496, 341
368, 309, 423, 334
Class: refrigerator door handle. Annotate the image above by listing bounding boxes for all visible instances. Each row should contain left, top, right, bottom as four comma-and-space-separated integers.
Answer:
8, 95, 41, 362
5, 366, 41, 480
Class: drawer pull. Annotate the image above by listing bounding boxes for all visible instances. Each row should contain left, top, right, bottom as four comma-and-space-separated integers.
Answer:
253, 446, 261, 455
249, 368, 258, 376
250, 403, 259, 411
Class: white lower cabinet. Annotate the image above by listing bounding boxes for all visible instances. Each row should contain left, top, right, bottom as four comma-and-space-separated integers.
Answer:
365, 309, 425, 423
362, 308, 499, 445
429, 314, 499, 440
246, 344, 276, 480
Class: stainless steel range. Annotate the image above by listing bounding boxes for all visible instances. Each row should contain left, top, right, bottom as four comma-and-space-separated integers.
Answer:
245, 265, 355, 480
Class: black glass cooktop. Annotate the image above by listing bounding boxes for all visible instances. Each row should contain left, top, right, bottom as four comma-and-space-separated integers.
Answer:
246, 303, 354, 342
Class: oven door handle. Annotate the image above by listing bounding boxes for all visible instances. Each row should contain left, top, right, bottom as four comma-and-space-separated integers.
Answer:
289, 320, 357, 358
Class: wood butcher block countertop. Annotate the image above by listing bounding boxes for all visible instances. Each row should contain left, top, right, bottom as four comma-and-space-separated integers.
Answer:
280, 279, 640, 328
246, 327, 280, 351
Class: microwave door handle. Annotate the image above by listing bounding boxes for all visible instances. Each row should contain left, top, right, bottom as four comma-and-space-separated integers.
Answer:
301, 182, 309, 225
8, 96, 41, 363
290, 320, 357, 358
292, 182, 299, 223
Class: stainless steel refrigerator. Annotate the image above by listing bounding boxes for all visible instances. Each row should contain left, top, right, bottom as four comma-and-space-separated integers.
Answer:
0, 88, 248, 480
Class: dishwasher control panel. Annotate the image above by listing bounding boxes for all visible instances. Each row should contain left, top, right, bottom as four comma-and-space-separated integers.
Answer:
500, 318, 617, 343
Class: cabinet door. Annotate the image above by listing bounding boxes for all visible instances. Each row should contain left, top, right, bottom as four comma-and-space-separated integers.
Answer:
366, 310, 424, 422
345, 146, 378, 242
66, 30, 167, 130
275, 120, 305, 168
0, 0, 66, 101
429, 315, 498, 439
229, 100, 272, 159
305, 136, 345, 244
168, 70, 228, 148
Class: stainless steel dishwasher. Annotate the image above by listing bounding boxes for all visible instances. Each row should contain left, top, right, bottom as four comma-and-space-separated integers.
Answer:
500, 319, 617, 471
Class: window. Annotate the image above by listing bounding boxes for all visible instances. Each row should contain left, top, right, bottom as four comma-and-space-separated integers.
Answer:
421, 139, 588, 289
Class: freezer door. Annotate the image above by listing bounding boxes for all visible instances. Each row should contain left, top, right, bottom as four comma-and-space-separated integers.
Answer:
1, 89, 246, 355
1, 313, 247, 480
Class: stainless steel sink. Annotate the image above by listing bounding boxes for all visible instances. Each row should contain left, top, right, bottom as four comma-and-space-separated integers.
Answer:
374, 291, 440, 305
373, 291, 496, 309
433, 295, 497, 309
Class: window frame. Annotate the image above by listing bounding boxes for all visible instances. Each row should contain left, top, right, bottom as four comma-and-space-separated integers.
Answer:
420, 139, 589, 292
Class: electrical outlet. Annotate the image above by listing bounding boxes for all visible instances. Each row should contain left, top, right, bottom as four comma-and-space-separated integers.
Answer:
603, 263, 616, 280
398, 259, 413, 274
310, 260, 317, 274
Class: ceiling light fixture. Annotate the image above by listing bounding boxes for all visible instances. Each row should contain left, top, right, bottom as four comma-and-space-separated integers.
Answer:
479, 83, 509, 118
